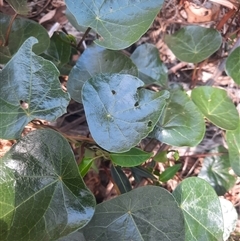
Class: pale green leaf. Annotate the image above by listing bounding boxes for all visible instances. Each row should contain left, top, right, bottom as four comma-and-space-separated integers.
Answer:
0, 13, 49, 64
0, 129, 95, 241
0, 37, 70, 139
65, 0, 164, 50
82, 73, 169, 153
191, 86, 239, 130
173, 177, 224, 241
83, 186, 185, 241
164, 26, 222, 63
67, 44, 138, 103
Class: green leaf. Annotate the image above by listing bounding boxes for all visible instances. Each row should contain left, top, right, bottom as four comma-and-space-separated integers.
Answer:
159, 164, 181, 182
154, 150, 168, 163
110, 148, 152, 167
225, 46, 240, 85
151, 89, 205, 146
130, 43, 168, 86
5, 0, 28, 15
0, 129, 95, 241
79, 157, 94, 177
164, 26, 222, 63
65, 0, 164, 50
57, 230, 86, 241
198, 146, 236, 195
226, 120, 240, 176
0, 13, 50, 64
191, 86, 239, 130
0, 37, 70, 139
110, 165, 132, 194
67, 44, 138, 103
41, 31, 72, 68
173, 177, 224, 241
82, 73, 169, 153
83, 186, 185, 241
130, 166, 157, 183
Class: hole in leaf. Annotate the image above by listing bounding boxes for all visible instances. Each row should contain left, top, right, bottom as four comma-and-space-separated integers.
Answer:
134, 101, 139, 107
147, 121, 152, 127
20, 100, 29, 109
111, 90, 116, 95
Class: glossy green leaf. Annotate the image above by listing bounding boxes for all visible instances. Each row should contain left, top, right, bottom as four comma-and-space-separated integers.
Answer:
164, 26, 222, 63
67, 44, 138, 103
219, 198, 238, 241
173, 177, 224, 241
225, 46, 240, 85
0, 37, 70, 139
110, 165, 132, 194
198, 146, 236, 195
5, 0, 28, 15
65, 0, 164, 50
0, 129, 95, 241
110, 148, 152, 167
151, 89, 205, 146
154, 150, 168, 163
0, 13, 49, 64
79, 157, 94, 177
159, 164, 181, 182
41, 31, 72, 68
130, 43, 168, 86
83, 186, 185, 240
82, 73, 169, 153
226, 120, 240, 176
191, 86, 239, 130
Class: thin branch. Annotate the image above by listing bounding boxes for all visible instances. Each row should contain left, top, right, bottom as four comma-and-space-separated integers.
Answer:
77, 27, 91, 50
3, 13, 18, 47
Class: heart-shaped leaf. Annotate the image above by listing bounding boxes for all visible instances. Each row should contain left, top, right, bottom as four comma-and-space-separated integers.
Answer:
0, 129, 95, 241
130, 43, 168, 87
110, 148, 153, 167
65, 0, 164, 50
198, 146, 236, 195
5, 0, 28, 15
191, 86, 239, 130
82, 73, 169, 152
0, 13, 49, 64
0, 37, 70, 139
225, 46, 240, 85
151, 89, 205, 146
164, 26, 222, 63
173, 177, 224, 241
226, 120, 240, 176
67, 44, 138, 103
83, 186, 185, 240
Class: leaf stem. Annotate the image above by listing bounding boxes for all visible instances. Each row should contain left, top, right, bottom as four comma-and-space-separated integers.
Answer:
77, 27, 91, 50
3, 13, 18, 47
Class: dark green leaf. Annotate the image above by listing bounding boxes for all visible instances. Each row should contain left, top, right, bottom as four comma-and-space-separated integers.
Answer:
5, 0, 28, 15
0, 129, 95, 241
79, 157, 94, 177
110, 148, 152, 167
173, 177, 224, 241
151, 89, 205, 146
0, 13, 50, 64
225, 46, 240, 85
226, 120, 240, 176
191, 86, 239, 130
164, 26, 222, 63
65, 0, 164, 50
67, 44, 138, 103
0, 37, 70, 139
83, 186, 185, 241
41, 31, 72, 68
110, 165, 132, 194
130, 166, 157, 183
159, 164, 181, 182
82, 73, 169, 152
198, 146, 236, 195
131, 43, 168, 86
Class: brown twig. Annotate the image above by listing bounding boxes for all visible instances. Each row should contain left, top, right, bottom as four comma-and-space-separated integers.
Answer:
3, 13, 17, 47
77, 27, 91, 50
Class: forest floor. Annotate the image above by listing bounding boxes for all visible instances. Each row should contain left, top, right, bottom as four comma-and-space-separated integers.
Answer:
0, 0, 240, 240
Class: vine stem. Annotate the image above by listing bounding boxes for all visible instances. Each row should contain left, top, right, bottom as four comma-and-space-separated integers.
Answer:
3, 13, 18, 47
77, 27, 91, 50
